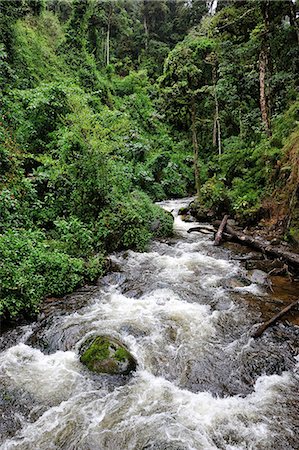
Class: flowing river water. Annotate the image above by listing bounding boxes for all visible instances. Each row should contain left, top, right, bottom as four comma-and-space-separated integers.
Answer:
0, 198, 299, 450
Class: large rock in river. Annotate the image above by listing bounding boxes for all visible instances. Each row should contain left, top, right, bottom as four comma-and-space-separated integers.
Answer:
80, 336, 137, 375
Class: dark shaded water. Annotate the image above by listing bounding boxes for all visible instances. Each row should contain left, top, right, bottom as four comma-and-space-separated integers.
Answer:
0, 199, 298, 449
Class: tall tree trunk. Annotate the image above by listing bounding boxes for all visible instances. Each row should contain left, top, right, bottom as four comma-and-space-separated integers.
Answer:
143, 1, 149, 51
217, 113, 221, 155
106, 4, 113, 66
106, 21, 110, 66
102, 32, 105, 64
259, 0, 271, 136
212, 60, 222, 155
144, 14, 149, 50
213, 114, 217, 147
191, 98, 200, 195
259, 47, 271, 136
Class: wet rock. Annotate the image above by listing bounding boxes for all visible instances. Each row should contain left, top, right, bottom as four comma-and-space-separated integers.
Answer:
124, 288, 143, 298
0, 388, 45, 440
119, 325, 147, 337
248, 269, 269, 286
100, 272, 127, 287
0, 325, 32, 352
178, 206, 189, 215
106, 258, 122, 272
143, 443, 187, 450
80, 336, 137, 375
245, 259, 285, 273
270, 238, 281, 246
193, 207, 216, 222
180, 214, 196, 223
230, 251, 264, 261
122, 280, 144, 297
40, 286, 98, 319
26, 331, 50, 353
224, 277, 252, 289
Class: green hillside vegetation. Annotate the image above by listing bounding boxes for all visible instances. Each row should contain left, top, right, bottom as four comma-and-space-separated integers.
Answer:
0, 2, 187, 321
0, 0, 298, 321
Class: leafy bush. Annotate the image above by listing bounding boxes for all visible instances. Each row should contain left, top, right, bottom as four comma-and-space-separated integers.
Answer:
0, 179, 42, 231
0, 122, 22, 181
0, 230, 86, 319
161, 161, 189, 198
96, 191, 173, 252
12, 13, 65, 88
113, 70, 149, 97
200, 176, 229, 211
52, 217, 96, 257
228, 177, 262, 215
0, 227, 107, 320
84, 254, 106, 283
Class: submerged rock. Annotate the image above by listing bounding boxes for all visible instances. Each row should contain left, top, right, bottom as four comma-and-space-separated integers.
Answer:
80, 336, 137, 375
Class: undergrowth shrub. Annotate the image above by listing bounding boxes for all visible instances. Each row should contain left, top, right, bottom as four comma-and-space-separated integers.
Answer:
52, 217, 96, 257
0, 230, 86, 319
200, 176, 229, 211
0, 179, 42, 231
96, 191, 173, 252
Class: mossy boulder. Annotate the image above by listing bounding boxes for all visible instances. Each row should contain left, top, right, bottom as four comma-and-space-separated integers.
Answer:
80, 336, 137, 375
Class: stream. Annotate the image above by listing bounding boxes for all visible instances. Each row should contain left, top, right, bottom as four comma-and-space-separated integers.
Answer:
0, 198, 298, 450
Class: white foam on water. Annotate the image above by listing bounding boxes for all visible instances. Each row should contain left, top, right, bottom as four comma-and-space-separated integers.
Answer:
1, 198, 298, 449
155, 252, 233, 273
53, 287, 219, 375
119, 247, 239, 288
1, 369, 294, 450
233, 283, 265, 296
0, 344, 90, 404
173, 215, 195, 233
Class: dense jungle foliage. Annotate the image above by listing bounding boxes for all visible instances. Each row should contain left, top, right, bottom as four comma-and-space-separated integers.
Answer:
0, 0, 298, 321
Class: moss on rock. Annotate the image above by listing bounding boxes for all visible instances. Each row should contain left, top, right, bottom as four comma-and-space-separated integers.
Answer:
80, 336, 137, 375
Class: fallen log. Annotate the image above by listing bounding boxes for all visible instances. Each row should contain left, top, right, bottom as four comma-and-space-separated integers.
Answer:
187, 227, 202, 233
198, 229, 214, 235
187, 225, 215, 234
252, 299, 298, 338
214, 215, 229, 246
225, 225, 299, 269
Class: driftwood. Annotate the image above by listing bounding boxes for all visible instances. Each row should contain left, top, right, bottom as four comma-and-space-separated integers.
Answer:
187, 226, 203, 233
214, 215, 229, 246
188, 218, 299, 270
252, 299, 298, 338
225, 225, 299, 269
187, 225, 215, 234
198, 229, 214, 235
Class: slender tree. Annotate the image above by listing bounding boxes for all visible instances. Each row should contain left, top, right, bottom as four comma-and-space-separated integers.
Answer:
159, 35, 215, 194
106, 2, 113, 66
